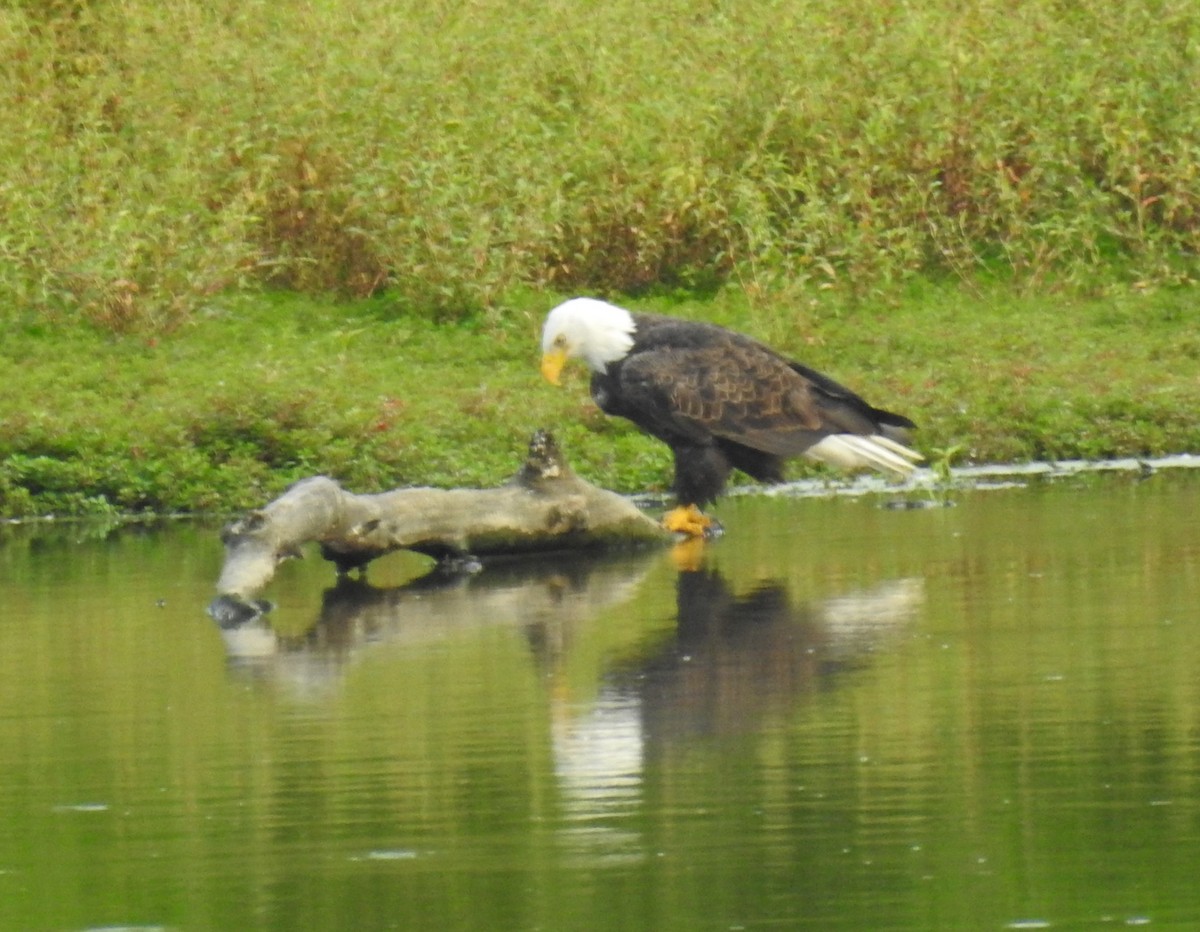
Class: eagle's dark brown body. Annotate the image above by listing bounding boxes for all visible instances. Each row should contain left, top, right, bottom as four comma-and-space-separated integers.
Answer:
590, 313, 916, 507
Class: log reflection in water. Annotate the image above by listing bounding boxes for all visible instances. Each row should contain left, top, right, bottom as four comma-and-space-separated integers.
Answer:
213, 551, 657, 695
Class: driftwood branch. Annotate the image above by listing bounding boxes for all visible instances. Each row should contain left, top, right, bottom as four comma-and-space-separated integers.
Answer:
212, 430, 668, 603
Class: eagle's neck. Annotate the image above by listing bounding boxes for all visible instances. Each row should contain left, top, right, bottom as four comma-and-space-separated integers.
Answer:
573, 299, 636, 373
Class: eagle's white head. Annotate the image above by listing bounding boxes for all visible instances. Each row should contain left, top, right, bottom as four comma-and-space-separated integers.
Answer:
540, 298, 636, 384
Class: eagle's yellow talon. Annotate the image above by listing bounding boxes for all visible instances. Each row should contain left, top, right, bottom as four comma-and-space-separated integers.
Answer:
662, 504, 713, 538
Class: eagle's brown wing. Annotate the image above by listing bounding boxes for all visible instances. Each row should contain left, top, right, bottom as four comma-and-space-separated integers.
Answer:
617, 334, 895, 456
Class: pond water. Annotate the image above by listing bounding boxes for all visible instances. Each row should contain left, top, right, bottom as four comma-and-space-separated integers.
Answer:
2, 468, 1199, 931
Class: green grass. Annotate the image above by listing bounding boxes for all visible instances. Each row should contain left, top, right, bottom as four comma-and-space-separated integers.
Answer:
3, 0, 1200, 329
1, 284, 1196, 519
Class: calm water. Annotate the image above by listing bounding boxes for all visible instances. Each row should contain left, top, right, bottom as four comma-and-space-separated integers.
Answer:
2, 471, 1199, 931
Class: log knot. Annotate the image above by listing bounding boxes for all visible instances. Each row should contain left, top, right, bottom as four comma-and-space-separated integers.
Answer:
516, 429, 574, 488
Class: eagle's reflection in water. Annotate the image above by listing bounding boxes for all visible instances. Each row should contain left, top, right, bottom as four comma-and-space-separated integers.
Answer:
643, 569, 923, 745
548, 567, 924, 863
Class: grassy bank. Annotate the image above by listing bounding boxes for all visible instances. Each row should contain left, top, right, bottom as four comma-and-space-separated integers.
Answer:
1, 284, 1197, 519
4, 0, 1199, 517
3, 0, 1200, 329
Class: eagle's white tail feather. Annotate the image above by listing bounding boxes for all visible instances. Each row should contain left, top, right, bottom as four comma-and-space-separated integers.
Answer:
805, 434, 922, 477
870, 434, 924, 464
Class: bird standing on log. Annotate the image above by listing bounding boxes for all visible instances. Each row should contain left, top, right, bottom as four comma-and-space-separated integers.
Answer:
539, 297, 921, 536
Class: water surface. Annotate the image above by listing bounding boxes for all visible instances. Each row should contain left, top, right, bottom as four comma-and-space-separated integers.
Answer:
2, 471, 1199, 930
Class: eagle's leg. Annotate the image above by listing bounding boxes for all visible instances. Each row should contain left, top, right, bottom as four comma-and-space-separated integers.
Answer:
666, 444, 729, 538
662, 504, 715, 537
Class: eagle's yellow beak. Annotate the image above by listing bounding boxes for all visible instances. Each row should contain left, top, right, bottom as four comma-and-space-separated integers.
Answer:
540, 348, 568, 386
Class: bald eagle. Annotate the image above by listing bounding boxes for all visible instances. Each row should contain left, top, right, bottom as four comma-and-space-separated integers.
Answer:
540, 297, 921, 536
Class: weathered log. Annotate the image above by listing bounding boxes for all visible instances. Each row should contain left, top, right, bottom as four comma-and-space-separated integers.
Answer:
212, 430, 668, 602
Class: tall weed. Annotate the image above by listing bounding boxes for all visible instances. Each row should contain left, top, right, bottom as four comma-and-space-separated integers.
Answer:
2, 0, 1198, 330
